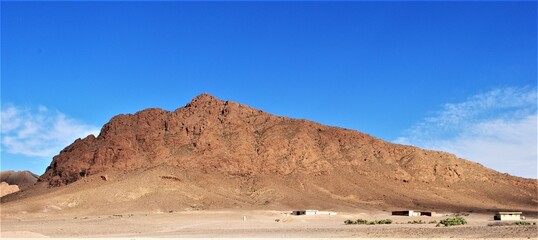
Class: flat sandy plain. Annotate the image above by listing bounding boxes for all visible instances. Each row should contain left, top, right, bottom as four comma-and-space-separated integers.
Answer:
1, 209, 537, 239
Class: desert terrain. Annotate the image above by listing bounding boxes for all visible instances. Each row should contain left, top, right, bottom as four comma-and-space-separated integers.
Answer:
1, 94, 537, 238
1, 168, 537, 239
1, 208, 537, 238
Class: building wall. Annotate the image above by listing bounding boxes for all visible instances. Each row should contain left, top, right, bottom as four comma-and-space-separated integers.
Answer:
392, 211, 412, 216
420, 212, 434, 216
317, 211, 337, 215
498, 214, 521, 221
392, 210, 421, 216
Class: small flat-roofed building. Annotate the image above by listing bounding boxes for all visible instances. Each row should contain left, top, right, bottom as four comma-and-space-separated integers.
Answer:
292, 210, 319, 215
392, 210, 421, 216
291, 210, 336, 215
292, 210, 337, 215
494, 212, 522, 221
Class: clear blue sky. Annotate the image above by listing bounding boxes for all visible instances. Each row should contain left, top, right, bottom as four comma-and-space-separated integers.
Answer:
2, 1, 537, 178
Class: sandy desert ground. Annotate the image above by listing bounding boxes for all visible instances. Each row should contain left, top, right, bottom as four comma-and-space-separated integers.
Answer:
1, 209, 537, 239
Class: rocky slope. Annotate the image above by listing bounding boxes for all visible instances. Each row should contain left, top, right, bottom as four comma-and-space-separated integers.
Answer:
7, 93, 534, 212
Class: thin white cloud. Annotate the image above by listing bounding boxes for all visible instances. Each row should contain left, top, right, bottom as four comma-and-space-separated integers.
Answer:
1, 104, 100, 158
394, 87, 537, 179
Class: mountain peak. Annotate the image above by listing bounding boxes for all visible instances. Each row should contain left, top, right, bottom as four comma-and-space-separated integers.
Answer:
187, 93, 222, 107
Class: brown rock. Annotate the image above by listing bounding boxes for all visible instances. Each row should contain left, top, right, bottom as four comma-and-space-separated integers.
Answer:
30, 93, 535, 211
40, 94, 497, 184
0, 182, 20, 197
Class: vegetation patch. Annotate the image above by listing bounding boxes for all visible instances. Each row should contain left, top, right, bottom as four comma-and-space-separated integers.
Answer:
344, 218, 392, 225
437, 217, 467, 227
514, 221, 532, 226
160, 176, 181, 182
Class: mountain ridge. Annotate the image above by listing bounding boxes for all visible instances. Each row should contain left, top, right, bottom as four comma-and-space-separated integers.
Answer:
41, 94, 485, 184
20, 93, 535, 212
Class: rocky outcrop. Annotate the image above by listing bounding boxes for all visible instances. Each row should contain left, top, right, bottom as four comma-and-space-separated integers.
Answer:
0, 182, 20, 197
0, 93, 518, 212
41, 94, 528, 189
0, 171, 38, 190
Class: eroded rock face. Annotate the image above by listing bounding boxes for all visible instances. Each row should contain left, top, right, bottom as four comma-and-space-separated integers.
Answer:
0, 182, 20, 197
40, 94, 514, 187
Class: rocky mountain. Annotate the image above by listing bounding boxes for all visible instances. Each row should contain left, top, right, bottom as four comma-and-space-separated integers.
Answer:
1, 171, 39, 190
10, 93, 534, 212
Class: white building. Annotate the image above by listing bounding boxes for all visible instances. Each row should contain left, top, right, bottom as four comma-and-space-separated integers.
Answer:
392, 210, 421, 216
293, 210, 319, 215
494, 212, 522, 221
292, 210, 337, 215
391, 210, 436, 217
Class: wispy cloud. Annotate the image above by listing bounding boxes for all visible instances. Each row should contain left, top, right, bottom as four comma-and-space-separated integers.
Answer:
394, 87, 537, 179
1, 104, 100, 158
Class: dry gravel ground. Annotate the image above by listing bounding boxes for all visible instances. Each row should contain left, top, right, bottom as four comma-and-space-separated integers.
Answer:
1, 209, 537, 239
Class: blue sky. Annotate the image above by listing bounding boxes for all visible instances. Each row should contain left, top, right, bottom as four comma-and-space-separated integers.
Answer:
1, 1, 536, 178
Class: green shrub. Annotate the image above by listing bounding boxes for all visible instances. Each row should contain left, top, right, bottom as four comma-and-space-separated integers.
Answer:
356, 219, 368, 224
345, 218, 392, 225
515, 221, 531, 226
438, 217, 467, 226
377, 219, 392, 224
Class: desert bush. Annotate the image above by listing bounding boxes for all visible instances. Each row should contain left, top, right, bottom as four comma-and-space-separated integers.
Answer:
438, 217, 467, 226
356, 219, 368, 224
514, 221, 531, 226
344, 218, 392, 225
160, 175, 181, 182
408, 220, 426, 224
377, 219, 392, 224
